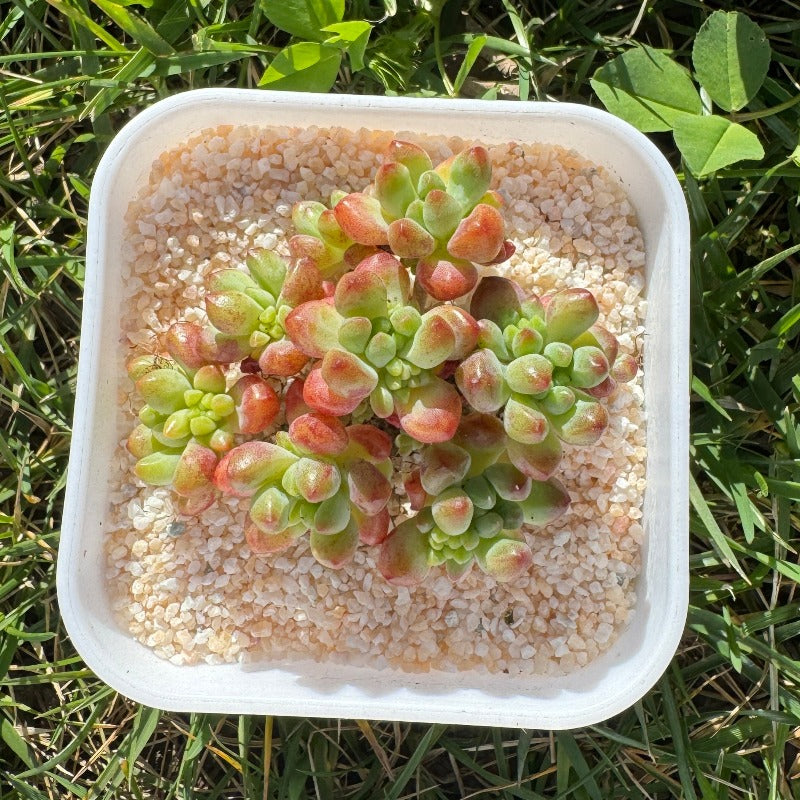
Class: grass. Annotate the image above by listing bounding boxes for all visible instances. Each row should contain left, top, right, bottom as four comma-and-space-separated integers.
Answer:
1, 0, 799, 796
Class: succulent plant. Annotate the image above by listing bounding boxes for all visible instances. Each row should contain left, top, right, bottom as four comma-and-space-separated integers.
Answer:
288, 195, 378, 277
285, 252, 478, 443
455, 277, 638, 480
378, 414, 570, 585
214, 410, 393, 568
202, 250, 328, 376
331, 140, 515, 301
125, 353, 279, 514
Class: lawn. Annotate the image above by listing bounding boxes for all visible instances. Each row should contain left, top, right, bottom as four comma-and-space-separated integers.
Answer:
1, 0, 799, 797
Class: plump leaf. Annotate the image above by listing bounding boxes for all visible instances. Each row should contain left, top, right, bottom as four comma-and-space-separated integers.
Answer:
453, 413, 506, 477
519, 478, 571, 526
416, 253, 478, 301
471, 276, 524, 329
311, 518, 359, 568
446, 203, 505, 264
395, 377, 462, 444
289, 412, 349, 456
673, 115, 764, 176
455, 349, 508, 413
285, 298, 343, 358
260, 0, 344, 41
692, 10, 770, 112
475, 534, 533, 582
386, 140, 433, 186
590, 45, 702, 132
259, 43, 342, 93
377, 519, 431, 586
334, 193, 390, 245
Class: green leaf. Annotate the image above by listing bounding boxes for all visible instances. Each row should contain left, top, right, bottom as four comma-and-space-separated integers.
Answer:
322, 21, 371, 72
590, 45, 702, 132
454, 34, 487, 95
260, 0, 344, 41
90, 0, 174, 56
1, 716, 34, 768
259, 43, 342, 92
692, 10, 771, 112
673, 115, 764, 176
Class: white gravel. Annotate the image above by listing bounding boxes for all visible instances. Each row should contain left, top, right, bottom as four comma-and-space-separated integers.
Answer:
107, 124, 646, 675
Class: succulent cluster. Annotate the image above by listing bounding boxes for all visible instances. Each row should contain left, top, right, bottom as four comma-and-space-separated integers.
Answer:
125, 139, 638, 586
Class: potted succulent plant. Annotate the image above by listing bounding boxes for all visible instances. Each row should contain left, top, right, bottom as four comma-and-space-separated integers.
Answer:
59, 90, 688, 729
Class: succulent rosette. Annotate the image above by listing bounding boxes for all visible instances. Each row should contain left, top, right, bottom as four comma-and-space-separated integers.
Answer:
285, 252, 479, 443
455, 277, 638, 480
378, 414, 570, 585
288, 195, 378, 277
202, 250, 327, 376
332, 140, 515, 301
125, 354, 279, 514
214, 409, 393, 568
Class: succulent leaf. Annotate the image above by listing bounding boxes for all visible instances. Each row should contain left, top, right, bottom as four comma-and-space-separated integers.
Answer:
245, 522, 305, 555
549, 398, 609, 445
431, 488, 474, 536
387, 218, 436, 259
422, 190, 462, 239
483, 463, 532, 501
455, 349, 508, 413
313, 489, 351, 535
310, 518, 359, 569
446, 146, 492, 211
395, 377, 462, 444
334, 269, 388, 319
303, 365, 363, 416
404, 311, 456, 369
345, 424, 393, 463
249, 486, 293, 534
375, 162, 416, 219
544, 288, 599, 343
386, 140, 432, 186
446, 203, 505, 264
134, 451, 181, 486
292, 458, 341, 504
519, 477, 571, 526
258, 339, 309, 377
420, 442, 471, 495
321, 349, 378, 402
246, 250, 286, 296
504, 354, 553, 395
226, 374, 280, 435
333, 193, 390, 245
205, 290, 264, 336
280, 257, 326, 307
452, 412, 506, 477
353, 251, 411, 308
285, 298, 343, 358
347, 461, 392, 515
288, 412, 349, 457
503, 397, 548, 444
506, 432, 563, 481
214, 441, 298, 497
477, 537, 533, 583
136, 368, 193, 415
570, 346, 610, 388
415, 253, 478, 301
377, 518, 431, 586
353, 505, 391, 546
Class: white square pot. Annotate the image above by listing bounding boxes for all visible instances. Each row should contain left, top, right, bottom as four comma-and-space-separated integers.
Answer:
58, 90, 689, 728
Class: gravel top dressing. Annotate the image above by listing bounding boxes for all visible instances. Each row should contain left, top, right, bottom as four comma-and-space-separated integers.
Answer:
107, 124, 646, 676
